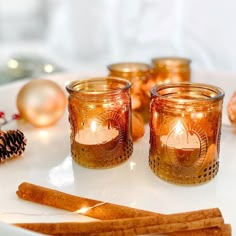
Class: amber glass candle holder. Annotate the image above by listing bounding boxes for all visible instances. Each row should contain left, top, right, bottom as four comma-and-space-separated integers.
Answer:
66, 77, 133, 168
107, 63, 152, 120
149, 83, 224, 184
151, 57, 191, 84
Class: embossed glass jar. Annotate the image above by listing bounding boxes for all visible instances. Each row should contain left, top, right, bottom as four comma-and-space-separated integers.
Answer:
151, 57, 191, 84
66, 77, 133, 168
108, 63, 152, 120
149, 83, 224, 184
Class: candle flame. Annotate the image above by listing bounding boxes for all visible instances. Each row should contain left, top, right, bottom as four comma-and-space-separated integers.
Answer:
90, 120, 97, 133
174, 120, 184, 135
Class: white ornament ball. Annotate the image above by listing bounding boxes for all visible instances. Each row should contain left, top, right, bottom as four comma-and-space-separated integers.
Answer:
17, 79, 67, 127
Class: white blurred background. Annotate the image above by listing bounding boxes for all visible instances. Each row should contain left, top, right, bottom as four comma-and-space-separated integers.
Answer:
0, 0, 236, 75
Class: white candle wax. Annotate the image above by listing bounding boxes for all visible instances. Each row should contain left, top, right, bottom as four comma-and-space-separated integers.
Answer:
161, 120, 200, 150
161, 132, 200, 150
160, 120, 202, 167
75, 126, 119, 145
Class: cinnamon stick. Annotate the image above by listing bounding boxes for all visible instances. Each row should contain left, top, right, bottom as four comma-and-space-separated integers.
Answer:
55, 224, 231, 236
16, 182, 230, 235
170, 224, 231, 236
16, 182, 155, 219
14, 215, 224, 235
16, 182, 221, 221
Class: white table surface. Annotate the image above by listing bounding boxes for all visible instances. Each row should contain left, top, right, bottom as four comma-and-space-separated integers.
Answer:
0, 71, 235, 235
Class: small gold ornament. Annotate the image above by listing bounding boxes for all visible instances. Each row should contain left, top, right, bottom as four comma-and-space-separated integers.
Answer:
17, 79, 67, 127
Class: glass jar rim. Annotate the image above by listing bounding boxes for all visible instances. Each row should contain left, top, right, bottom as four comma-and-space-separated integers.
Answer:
152, 57, 191, 67
150, 82, 225, 102
66, 77, 131, 96
108, 62, 150, 73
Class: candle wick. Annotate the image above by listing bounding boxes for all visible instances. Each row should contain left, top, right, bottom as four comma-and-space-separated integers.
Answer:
187, 132, 189, 144
108, 119, 112, 129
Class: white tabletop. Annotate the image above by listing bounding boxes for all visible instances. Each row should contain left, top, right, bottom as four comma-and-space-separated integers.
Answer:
0, 71, 235, 235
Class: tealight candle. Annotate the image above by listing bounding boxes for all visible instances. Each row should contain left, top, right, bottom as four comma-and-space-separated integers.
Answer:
149, 83, 224, 184
66, 77, 133, 168
75, 121, 119, 145
151, 57, 191, 84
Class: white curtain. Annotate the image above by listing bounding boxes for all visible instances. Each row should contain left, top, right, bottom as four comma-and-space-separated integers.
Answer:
1, 0, 236, 72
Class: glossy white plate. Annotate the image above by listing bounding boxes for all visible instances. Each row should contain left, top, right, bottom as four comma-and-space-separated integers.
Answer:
0, 71, 235, 235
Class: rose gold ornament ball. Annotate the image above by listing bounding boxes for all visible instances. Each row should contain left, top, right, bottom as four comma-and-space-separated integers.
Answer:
16, 79, 67, 127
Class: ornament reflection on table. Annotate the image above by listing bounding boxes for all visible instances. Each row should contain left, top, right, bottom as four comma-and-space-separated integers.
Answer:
149, 82, 224, 185
66, 77, 133, 168
16, 79, 67, 127
151, 57, 191, 85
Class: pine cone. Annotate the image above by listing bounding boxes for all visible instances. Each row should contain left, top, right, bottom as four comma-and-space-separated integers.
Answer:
0, 129, 26, 163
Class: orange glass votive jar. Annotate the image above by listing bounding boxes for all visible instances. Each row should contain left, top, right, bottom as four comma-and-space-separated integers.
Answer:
66, 77, 133, 168
107, 62, 152, 113
151, 57, 191, 84
149, 83, 224, 184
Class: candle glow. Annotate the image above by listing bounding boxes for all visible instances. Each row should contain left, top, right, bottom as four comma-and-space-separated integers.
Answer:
149, 83, 224, 184
174, 120, 184, 135
66, 77, 133, 168
90, 120, 97, 133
